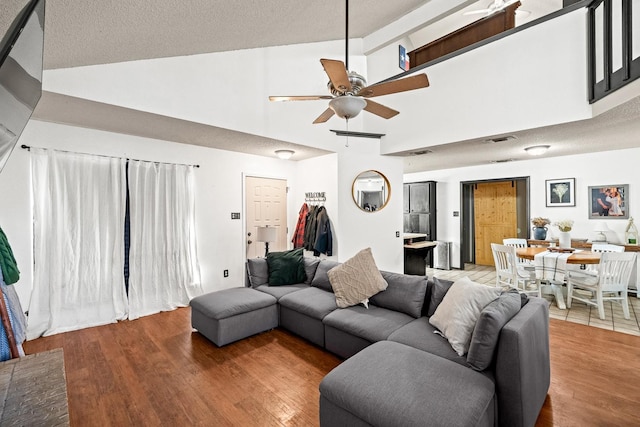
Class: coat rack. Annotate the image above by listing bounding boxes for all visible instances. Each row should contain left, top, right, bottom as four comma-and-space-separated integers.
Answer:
305, 192, 326, 203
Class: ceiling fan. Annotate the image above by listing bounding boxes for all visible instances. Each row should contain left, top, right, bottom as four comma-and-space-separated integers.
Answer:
463, 0, 521, 16
268, 0, 430, 124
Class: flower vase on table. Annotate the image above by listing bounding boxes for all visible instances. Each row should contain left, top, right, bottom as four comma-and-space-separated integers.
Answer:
531, 217, 550, 240
533, 227, 548, 240
558, 231, 571, 248
554, 219, 574, 249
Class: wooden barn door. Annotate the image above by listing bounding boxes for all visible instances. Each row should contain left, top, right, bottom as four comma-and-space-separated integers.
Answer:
474, 181, 518, 265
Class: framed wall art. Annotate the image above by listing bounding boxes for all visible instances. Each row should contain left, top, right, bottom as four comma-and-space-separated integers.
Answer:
546, 178, 575, 207
588, 184, 629, 219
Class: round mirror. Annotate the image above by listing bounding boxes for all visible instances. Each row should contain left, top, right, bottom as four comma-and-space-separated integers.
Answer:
352, 170, 391, 212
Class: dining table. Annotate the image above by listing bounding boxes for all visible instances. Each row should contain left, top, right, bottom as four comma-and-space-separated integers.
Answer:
516, 247, 601, 309
516, 247, 601, 264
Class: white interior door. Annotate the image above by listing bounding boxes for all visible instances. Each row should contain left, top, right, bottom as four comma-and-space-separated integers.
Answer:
245, 176, 287, 259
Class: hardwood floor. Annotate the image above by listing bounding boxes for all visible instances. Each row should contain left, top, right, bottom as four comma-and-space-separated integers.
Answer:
23, 308, 341, 426
23, 307, 640, 426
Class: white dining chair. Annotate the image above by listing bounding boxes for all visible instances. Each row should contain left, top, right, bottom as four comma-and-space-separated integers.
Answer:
503, 238, 531, 266
566, 252, 637, 320
491, 243, 539, 296
570, 243, 627, 278
591, 243, 625, 253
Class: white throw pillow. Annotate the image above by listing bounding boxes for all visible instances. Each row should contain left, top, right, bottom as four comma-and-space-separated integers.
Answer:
429, 276, 501, 356
328, 248, 388, 308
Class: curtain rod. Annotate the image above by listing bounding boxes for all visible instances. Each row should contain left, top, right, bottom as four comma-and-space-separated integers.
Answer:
20, 145, 200, 168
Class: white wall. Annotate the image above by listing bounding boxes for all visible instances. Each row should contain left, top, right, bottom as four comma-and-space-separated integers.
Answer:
365, 8, 594, 154
292, 142, 405, 272
405, 147, 640, 269
335, 138, 404, 273
293, 153, 339, 260
0, 120, 299, 307
42, 39, 367, 153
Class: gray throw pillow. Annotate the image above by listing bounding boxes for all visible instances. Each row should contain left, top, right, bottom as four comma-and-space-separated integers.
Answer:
303, 257, 321, 285
370, 271, 428, 318
246, 258, 269, 288
427, 277, 454, 317
328, 248, 388, 308
467, 289, 522, 371
267, 248, 306, 286
311, 259, 341, 292
429, 276, 501, 356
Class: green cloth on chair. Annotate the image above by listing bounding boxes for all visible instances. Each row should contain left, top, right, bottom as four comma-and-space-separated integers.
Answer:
0, 227, 20, 285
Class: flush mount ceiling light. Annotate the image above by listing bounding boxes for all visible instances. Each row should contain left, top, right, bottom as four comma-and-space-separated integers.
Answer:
275, 149, 294, 160
524, 145, 550, 156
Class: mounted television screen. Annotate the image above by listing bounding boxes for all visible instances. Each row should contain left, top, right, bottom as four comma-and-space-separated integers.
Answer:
0, 0, 44, 175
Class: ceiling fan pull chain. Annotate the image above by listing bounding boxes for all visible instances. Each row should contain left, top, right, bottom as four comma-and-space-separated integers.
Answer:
345, 118, 350, 147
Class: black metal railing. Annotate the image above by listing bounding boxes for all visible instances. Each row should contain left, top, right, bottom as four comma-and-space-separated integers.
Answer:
588, 0, 640, 103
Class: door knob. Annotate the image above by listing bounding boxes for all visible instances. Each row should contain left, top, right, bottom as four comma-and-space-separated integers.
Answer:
247, 240, 253, 245
247, 232, 252, 236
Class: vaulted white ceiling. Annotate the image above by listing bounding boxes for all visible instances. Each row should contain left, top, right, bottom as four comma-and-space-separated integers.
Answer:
4, 0, 640, 169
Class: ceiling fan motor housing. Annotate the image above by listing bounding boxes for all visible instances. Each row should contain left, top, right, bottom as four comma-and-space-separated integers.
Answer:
328, 71, 367, 96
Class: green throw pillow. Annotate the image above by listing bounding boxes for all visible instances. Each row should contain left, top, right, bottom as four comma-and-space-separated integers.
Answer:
267, 248, 306, 286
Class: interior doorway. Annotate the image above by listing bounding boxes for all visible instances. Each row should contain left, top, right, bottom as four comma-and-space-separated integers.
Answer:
245, 176, 288, 259
460, 177, 529, 267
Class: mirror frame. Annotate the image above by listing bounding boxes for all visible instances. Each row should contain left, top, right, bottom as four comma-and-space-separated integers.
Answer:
351, 170, 391, 212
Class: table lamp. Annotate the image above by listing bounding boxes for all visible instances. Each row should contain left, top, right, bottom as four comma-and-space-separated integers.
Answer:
256, 226, 277, 257
593, 222, 609, 242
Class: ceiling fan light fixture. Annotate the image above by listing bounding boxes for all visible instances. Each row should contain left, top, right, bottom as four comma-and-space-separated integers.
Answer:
524, 145, 550, 156
275, 149, 295, 160
329, 96, 367, 119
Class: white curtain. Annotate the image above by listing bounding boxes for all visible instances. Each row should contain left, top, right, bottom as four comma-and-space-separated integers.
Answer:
28, 148, 128, 339
127, 160, 202, 319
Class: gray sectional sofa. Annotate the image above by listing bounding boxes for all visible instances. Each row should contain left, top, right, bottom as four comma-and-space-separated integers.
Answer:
191, 256, 550, 427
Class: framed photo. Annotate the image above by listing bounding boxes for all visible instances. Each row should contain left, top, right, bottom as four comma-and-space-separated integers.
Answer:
546, 178, 576, 207
398, 45, 410, 71
588, 184, 629, 219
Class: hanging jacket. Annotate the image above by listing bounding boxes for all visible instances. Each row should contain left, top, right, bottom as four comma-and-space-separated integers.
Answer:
0, 227, 19, 285
292, 203, 309, 249
304, 205, 319, 251
313, 207, 333, 256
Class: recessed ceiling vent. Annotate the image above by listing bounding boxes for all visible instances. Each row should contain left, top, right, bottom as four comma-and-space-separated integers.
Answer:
483, 135, 516, 144
490, 159, 515, 163
411, 149, 433, 155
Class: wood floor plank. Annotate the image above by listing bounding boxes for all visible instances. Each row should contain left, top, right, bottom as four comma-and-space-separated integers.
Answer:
21, 307, 640, 426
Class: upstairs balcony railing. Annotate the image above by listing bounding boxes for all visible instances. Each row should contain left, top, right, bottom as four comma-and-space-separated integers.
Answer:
588, 0, 640, 103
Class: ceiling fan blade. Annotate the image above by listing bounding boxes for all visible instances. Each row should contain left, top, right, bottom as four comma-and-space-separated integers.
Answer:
269, 95, 334, 102
320, 58, 352, 93
313, 108, 335, 124
359, 74, 430, 98
364, 100, 399, 119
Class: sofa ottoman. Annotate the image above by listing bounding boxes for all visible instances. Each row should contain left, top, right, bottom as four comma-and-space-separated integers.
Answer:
319, 340, 495, 427
190, 287, 278, 346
